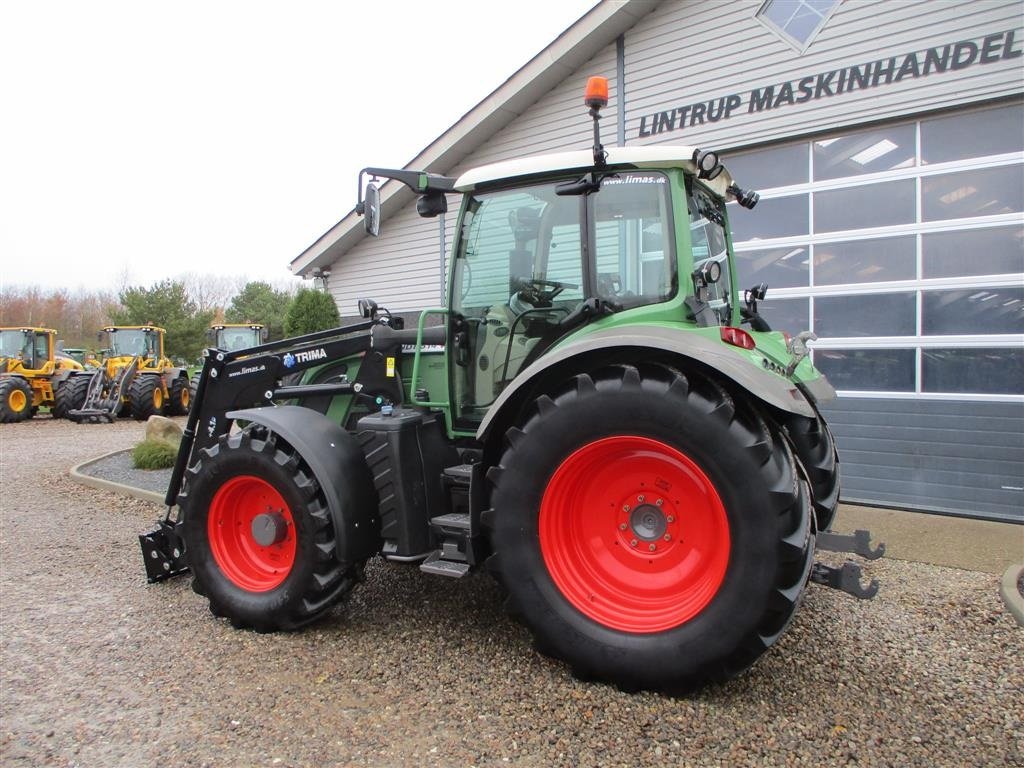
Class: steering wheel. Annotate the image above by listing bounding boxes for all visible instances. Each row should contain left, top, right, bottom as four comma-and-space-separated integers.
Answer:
514, 277, 577, 307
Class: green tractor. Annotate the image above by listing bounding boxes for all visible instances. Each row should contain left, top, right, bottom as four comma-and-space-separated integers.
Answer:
141, 76, 879, 693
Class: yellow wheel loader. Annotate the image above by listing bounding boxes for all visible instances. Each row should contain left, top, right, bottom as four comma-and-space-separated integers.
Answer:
0, 327, 85, 422
66, 325, 191, 423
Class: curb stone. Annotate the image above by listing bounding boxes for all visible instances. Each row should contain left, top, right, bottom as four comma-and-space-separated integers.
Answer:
70, 449, 166, 505
999, 563, 1024, 627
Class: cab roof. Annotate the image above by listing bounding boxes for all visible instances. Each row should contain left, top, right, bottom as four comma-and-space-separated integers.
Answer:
454, 145, 736, 198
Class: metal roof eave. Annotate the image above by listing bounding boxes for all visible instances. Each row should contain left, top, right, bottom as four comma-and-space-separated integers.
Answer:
289, 0, 653, 278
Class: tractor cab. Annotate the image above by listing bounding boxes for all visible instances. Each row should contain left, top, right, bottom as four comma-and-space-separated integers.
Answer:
102, 326, 164, 364
207, 323, 267, 353
0, 327, 53, 372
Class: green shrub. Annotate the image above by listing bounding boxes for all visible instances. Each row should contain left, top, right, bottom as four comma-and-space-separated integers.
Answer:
132, 438, 178, 470
284, 288, 341, 336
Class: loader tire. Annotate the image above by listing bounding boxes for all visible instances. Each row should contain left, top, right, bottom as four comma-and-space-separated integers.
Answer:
179, 428, 360, 631
189, 371, 201, 403
785, 411, 840, 531
168, 374, 190, 416
52, 375, 90, 419
128, 375, 165, 420
0, 378, 33, 422
486, 363, 814, 694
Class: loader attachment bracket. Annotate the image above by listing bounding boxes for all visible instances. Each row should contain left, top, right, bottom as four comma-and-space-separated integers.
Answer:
139, 518, 189, 583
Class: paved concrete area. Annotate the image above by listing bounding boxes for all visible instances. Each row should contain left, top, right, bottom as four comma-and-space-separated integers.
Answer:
834, 504, 1023, 576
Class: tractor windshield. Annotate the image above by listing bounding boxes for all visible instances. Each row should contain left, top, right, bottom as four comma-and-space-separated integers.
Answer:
0, 330, 27, 358
219, 328, 261, 352
686, 177, 733, 325
110, 329, 158, 358
450, 171, 675, 424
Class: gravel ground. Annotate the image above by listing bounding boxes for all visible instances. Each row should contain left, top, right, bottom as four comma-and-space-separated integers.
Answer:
1, 418, 1021, 768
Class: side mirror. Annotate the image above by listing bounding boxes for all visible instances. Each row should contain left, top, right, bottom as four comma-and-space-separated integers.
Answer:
363, 183, 381, 236
260, 327, 269, 342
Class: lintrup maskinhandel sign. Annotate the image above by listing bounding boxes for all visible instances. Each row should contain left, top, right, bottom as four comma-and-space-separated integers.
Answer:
636, 29, 1022, 139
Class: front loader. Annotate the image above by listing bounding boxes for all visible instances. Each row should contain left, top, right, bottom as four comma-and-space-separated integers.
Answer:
67, 325, 191, 423
140, 76, 882, 694
0, 327, 84, 422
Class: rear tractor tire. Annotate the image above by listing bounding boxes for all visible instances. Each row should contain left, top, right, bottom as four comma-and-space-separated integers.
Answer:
128, 375, 165, 420
52, 374, 91, 419
168, 374, 190, 416
486, 363, 814, 694
0, 378, 33, 422
179, 428, 362, 631
785, 412, 840, 531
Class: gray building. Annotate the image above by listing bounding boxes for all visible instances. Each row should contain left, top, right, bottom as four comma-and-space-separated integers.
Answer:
291, 0, 1024, 522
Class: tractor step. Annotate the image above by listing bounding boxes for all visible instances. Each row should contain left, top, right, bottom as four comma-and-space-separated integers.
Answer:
430, 512, 471, 535
419, 551, 471, 578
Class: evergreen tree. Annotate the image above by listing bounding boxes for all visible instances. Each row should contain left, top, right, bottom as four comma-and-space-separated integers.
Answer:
283, 288, 341, 337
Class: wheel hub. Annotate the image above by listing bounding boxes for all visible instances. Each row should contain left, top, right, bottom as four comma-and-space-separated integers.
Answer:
251, 510, 288, 547
629, 503, 667, 541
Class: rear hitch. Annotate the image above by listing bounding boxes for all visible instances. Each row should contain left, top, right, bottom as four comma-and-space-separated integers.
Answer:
817, 528, 885, 560
139, 518, 189, 583
810, 561, 878, 599
812, 528, 884, 599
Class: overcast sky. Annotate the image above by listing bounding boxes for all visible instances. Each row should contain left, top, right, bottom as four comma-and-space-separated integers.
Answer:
0, 0, 598, 293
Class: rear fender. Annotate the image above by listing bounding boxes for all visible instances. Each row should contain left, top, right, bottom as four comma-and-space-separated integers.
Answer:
225, 405, 380, 563
476, 325, 819, 443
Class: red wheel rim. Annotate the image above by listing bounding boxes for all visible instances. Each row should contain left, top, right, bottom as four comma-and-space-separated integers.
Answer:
539, 436, 730, 633
208, 475, 297, 591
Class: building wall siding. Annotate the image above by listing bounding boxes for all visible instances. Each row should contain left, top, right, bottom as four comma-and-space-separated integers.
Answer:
821, 397, 1024, 522
624, 0, 1024, 153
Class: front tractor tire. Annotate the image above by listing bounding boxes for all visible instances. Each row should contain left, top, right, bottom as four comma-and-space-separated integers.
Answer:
128, 375, 165, 420
179, 429, 361, 631
0, 378, 33, 422
487, 363, 814, 694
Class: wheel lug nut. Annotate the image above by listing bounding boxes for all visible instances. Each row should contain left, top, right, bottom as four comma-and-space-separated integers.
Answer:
637, 495, 645, 503
619, 523, 627, 531
667, 515, 675, 523
655, 499, 663, 507
648, 544, 657, 552
664, 534, 671, 542
630, 539, 638, 547
622, 504, 631, 512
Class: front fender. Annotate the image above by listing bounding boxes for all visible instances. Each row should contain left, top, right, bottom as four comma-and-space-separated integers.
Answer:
225, 405, 380, 563
477, 325, 817, 442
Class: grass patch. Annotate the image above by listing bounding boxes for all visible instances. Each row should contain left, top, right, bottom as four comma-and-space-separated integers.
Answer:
132, 438, 178, 470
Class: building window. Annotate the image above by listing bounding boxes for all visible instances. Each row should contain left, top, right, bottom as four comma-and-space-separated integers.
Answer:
725, 101, 1024, 399
756, 0, 839, 52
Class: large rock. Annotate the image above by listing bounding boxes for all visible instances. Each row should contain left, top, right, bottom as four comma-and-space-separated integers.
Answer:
146, 415, 183, 446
